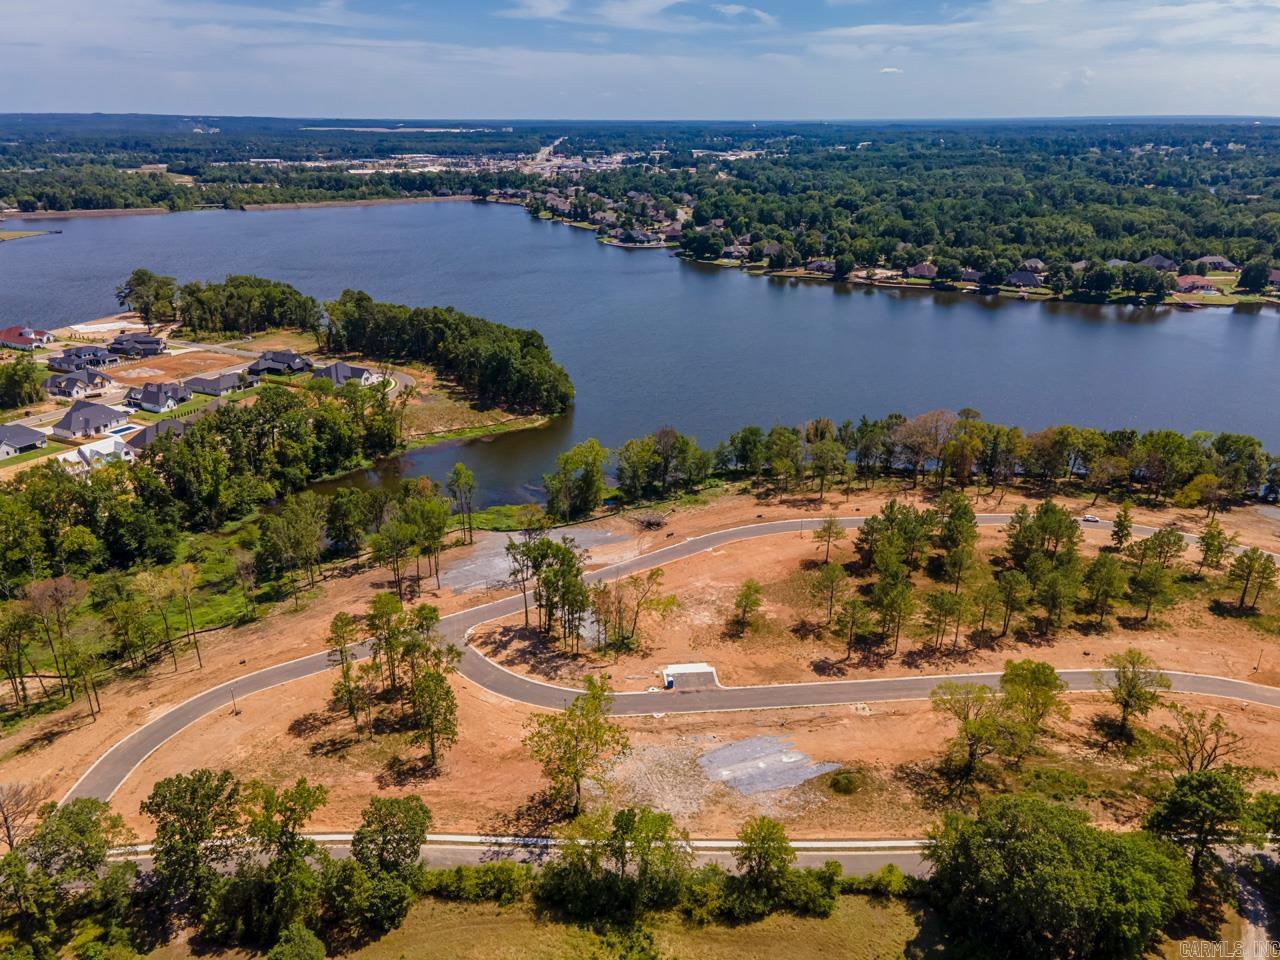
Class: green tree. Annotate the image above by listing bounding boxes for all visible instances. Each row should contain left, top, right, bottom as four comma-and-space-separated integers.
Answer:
930, 680, 1006, 785
140, 768, 242, 914
730, 816, 795, 920
1098, 648, 1170, 739
369, 519, 417, 600
1196, 517, 1235, 575
407, 668, 458, 767
812, 516, 843, 563
544, 439, 609, 521
1227, 546, 1278, 610
445, 462, 476, 544
811, 562, 847, 625
1084, 553, 1128, 625
729, 579, 763, 636
265, 921, 326, 960
1238, 259, 1272, 293
927, 794, 1191, 960
523, 675, 630, 816
999, 659, 1068, 760
1146, 769, 1250, 882
996, 569, 1030, 636
1129, 563, 1173, 623
833, 596, 872, 660
350, 796, 432, 876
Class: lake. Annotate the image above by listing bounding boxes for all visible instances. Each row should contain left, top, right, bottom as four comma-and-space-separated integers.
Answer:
4, 201, 1279, 505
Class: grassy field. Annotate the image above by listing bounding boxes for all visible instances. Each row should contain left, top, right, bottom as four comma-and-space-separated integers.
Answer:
146, 897, 945, 960
130, 391, 223, 422
0, 437, 72, 467
0, 229, 47, 242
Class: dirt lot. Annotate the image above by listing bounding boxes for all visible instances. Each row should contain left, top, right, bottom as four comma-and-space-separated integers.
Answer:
476, 521, 1280, 693
107, 350, 242, 385
110, 668, 1280, 841
0, 537, 514, 804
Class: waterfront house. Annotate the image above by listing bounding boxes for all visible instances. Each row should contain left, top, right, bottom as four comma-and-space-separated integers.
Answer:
1005, 270, 1041, 288
0, 423, 46, 459
906, 262, 938, 280
248, 350, 313, 376
0, 325, 54, 351
51, 400, 128, 439
1021, 258, 1047, 273
108, 332, 165, 357
124, 381, 192, 413
1105, 259, 1131, 268
961, 268, 983, 283
1269, 269, 1280, 288
187, 370, 259, 396
312, 361, 383, 389
1071, 260, 1091, 272
44, 369, 113, 399
1176, 275, 1218, 293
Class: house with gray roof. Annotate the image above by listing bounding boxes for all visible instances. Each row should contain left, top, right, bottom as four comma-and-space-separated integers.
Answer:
44, 369, 113, 400
312, 361, 383, 389
125, 417, 190, 453
248, 350, 313, 376
124, 381, 192, 413
1194, 254, 1238, 271
187, 370, 260, 396
1137, 254, 1178, 272
47, 345, 114, 373
51, 400, 128, 440
0, 424, 46, 459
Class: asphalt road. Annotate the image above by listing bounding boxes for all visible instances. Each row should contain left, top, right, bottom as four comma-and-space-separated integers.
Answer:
65, 514, 1280, 803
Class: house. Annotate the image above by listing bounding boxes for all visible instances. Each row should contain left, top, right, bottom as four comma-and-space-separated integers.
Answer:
1070, 260, 1091, 273
0, 325, 54, 351
0, 424, 46, 459
1193, 255, 1238, 272
961, 268, 983, 283
805, 259, 837, 275
312, 361, 383, 389
56, 437, 134, 476
43, 369, 113, 399
1176, 275, 1218, 293
1137, 254, 1179, 272
1105, 258, 1131, 268
47, 345, 114, 372
1005, 270, 1042, 288
760, 240, 782, 259
1269, 268, 1280, 289
248, 350, 313, 376
124, 381, 192, 414
51, 400, 128, 440
125, 418, 190, 454
1021, 258, 1047, 273
108, 332, 165, 357
187, 370, 259, 396
906, 262, 938, 280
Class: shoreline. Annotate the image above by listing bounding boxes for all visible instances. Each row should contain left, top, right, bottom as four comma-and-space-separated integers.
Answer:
242, 195, 473, 212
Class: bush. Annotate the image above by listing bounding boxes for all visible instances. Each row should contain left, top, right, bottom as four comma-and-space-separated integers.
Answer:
828, 768, 869, 796
319, 859, 414, 942
419, 862, 533, 905
841, 863, 911, 897
780, 862, 841, 917
265, 923, 325, 960
678, 863, 728, 925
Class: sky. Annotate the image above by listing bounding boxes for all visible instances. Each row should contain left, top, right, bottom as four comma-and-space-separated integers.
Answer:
4, 0, 1280, 120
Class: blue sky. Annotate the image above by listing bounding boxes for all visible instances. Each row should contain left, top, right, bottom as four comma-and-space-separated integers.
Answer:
4, 0, 1280, 119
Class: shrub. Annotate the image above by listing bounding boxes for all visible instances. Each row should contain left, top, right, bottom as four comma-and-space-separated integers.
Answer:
265, 923, 325, 960
841, 863, 911, 897
780, 862, 841, 917
678, 863, 728, 925
419, 862, 533, 905
828, 768, 869, 796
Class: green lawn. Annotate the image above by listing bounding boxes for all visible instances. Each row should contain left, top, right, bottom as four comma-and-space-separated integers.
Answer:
130, 391, 221, 422
146, 897, 944, 960
0, 438, 72, 468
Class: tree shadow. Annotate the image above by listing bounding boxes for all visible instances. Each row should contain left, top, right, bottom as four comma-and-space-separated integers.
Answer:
480, 790, 565, 862
376, 753, 441, 789
790, 618, 824, 641
896, 760, 986, 811
475, 624, 582, 680
1209, 599, 1257, 620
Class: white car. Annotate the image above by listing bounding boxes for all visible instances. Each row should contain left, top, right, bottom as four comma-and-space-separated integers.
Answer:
1081, 514, 1100, 523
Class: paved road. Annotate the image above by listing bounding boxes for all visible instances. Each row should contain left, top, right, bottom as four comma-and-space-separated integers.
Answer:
65, 514, 1280, 803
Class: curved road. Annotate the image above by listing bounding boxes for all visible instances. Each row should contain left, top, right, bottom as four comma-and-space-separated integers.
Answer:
65, 514, 1280, 802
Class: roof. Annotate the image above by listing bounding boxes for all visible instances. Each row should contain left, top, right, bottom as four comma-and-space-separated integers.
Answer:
1138, 254, 1178, 270
126, 381, 190, 406
1193, 255, 1238, 268
45, 369, 112, 390
1176, 275, 1216, 290
312, 361, 373, 386
188, 371, 257, 394
250, 349, 312, 372
0, 423, 45, 449
0, 325, 50, 347
1269, 269, 1280, 284
906, 262, 938, 278
53, 400, 126, 435
1021, 258, 1046, 270
126, 418, 190, 452
1005, 270, 1041, 287
1105, 259, 1131, 267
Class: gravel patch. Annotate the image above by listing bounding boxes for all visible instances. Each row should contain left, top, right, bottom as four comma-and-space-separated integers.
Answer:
698, 735, 838, 796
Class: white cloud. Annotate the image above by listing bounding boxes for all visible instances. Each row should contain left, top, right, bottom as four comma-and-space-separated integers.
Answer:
879, 66, 902, 73
712, 4, 778, 27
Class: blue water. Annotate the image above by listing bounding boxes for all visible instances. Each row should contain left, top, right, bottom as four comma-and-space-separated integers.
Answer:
4, 201, 1278, 504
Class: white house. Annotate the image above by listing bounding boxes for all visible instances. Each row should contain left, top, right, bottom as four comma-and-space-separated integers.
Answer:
56, 436, 135, 476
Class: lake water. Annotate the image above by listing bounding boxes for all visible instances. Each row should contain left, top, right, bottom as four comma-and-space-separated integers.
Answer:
4, 202, 1279, 505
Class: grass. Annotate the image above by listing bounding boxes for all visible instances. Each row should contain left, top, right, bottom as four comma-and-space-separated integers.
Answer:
145, 896, 943, 960
403, 415, 549, 451
0, 229, 47, 242
0, 438, 72, 467
129, 391, 221, 422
